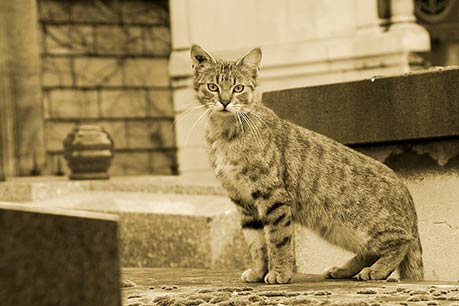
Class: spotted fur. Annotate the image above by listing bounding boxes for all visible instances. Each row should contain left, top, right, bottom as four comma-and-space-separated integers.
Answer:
190, 44, 424, 284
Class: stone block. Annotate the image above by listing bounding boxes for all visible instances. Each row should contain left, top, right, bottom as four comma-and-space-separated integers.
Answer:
123, 58, 169, 87
71, 1, 119, 23
262, 67, 459, 145
44, 25, 95, 55
38, 0, 70, 22
100, 89, 148, 118
109, 152, 151, 176
146, 89, 174, 117
150, 151, 177, 175
74, 57, 123, 87
0, 202, 120, 306
67, 25, 96, 54
143, 26, 171, 56
126, 120, 175, 149
95, 25, 142, 55
98, 121, 127, 149
46, 121, 77, 151
48, 89, 99, 118
119, 0, 169, 24
42, 57, 74, 87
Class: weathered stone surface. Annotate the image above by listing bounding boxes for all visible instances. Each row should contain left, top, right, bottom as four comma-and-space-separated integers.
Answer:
0, 202, 120, 306
120, 268, 459, 306
262, 67, 459, 145
0, 176, 225, 202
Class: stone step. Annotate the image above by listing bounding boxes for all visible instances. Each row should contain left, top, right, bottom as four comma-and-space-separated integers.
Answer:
30, 191, 250, 270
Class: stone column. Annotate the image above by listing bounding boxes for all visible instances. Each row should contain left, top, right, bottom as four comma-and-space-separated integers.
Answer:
0, 13, 17, 178
390, 0, 417, 27
0, 0, 44, 176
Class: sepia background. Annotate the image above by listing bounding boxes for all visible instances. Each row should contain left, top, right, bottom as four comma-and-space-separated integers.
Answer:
1, 0, 459, 300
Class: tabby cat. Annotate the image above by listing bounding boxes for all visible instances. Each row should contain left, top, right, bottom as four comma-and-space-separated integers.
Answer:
190, 44, 424, 284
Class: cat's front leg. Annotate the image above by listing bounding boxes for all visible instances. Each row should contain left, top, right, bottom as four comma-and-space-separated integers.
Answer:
259, 198, 294, 284
239, 209, 268, 282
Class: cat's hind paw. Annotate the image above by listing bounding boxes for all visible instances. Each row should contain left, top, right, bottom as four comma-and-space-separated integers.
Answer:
323, 265, 356, 279
241, 269, 264, 283
322, 266, 340, 279
355, 267, 388, 281
264, 271, 291, 284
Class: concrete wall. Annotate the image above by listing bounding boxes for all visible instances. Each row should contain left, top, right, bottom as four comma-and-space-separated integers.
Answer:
168, 0, 430, 177
295, 171, 459, 282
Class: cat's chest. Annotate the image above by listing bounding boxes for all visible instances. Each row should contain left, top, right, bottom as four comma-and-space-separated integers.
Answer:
208, 140, 254, 199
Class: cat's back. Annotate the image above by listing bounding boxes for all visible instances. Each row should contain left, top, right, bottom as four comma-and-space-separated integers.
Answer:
273, 115, 415, 218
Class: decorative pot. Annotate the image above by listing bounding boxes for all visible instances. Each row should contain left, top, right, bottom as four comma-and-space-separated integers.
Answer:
63, 125, 114, 180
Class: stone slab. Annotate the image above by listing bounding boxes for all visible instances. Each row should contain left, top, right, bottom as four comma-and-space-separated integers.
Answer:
0, 202, 121, 306
262, 67, 459, 145
120, 268, 459, 306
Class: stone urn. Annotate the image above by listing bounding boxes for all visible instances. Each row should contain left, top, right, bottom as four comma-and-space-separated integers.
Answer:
63, 125, 114, 180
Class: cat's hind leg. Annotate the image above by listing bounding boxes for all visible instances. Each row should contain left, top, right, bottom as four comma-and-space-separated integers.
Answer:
356, 230, 412, 281
323, 255, 378, 279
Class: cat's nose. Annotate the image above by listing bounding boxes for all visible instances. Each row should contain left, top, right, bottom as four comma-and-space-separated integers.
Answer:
220, 101, 230, 108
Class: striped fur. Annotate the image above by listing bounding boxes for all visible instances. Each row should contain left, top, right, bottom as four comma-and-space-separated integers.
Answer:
190, 44, 424, 284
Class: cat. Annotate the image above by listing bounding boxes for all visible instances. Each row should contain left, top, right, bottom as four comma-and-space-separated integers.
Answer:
190, 44, 424, 284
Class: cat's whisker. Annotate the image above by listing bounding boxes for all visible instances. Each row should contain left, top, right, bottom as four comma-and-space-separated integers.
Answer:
249, 111, 270, 130
170, 104, 206, 131
240, 111, 263, 147
235, 111, 245, 134
184, 108, 211, 146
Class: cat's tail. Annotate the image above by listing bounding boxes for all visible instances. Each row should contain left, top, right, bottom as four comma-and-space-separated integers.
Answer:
399, 230, 424, 280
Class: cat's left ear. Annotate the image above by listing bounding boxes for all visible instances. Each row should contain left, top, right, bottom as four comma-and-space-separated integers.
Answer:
236, 48, 262, 75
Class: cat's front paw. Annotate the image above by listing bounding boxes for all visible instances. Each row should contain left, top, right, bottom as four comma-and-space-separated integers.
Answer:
264, 271, 291, 284
241, 269, 265, 283
355, 267, 388, 281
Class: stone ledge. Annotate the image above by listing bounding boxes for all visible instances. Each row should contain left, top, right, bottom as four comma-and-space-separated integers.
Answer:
0, 175, 225, 202
263, 67, 459, 145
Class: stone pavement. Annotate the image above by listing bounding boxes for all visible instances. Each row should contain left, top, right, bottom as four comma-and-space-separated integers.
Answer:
121, 268, 459, 306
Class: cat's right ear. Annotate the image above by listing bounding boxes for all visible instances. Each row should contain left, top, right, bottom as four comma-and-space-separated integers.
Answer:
190, 44, 216, 69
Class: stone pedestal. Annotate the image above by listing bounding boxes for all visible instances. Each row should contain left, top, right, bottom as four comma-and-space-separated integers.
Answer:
0, 202, 121, 306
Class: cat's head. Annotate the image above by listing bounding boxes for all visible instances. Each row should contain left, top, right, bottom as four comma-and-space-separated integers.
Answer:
190, 44, 262, 116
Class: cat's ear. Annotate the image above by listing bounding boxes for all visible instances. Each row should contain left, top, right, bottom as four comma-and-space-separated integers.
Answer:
191, 44, 216, 69
236, 48, 262, 73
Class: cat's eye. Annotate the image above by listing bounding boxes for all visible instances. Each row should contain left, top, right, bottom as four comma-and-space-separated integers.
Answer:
233, 85, 245, 93
207, 83, 219, 92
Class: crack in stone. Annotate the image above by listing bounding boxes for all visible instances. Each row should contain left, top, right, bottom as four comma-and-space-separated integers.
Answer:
432, 221, 459, 230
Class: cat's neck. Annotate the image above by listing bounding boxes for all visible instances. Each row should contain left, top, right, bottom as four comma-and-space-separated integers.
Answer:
205, 103, 275, 145
206, 113, 241, 143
